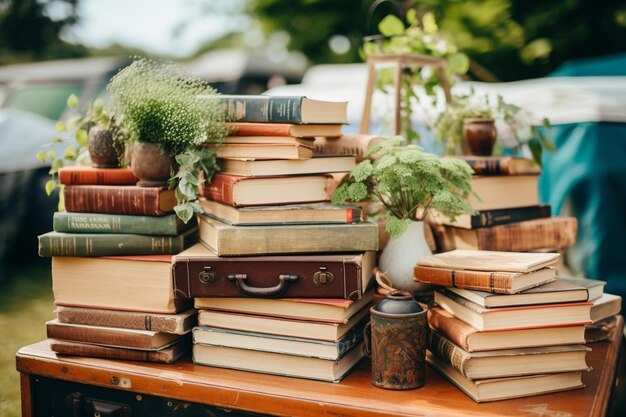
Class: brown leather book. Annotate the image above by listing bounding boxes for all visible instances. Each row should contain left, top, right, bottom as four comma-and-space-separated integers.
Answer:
226, 122, 342, 138
204, 173, 330, 207
414, 250, 560, 294
46, 319, 186, 350
313, 134, 384, 162
58, 166, 138, 185
173, 243, 375, 299
453, 156, 541, 175
50, 338, 190, 363
55, 307, 197, 335
427, 307, 586, 351
64, 185, 176, 216
433, 216, 578, 252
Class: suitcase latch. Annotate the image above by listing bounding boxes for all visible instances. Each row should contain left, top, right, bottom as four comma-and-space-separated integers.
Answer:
314, 267, 334, 285
199, 266, 216, 284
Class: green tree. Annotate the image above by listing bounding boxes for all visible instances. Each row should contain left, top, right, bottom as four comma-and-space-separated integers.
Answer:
0, 0, 87, 64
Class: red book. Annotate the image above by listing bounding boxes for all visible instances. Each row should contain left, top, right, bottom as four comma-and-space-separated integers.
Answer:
64, 185, 176, 216
204, 173, 330, 207
226, 122, 342, 138
59, 166, 138, 185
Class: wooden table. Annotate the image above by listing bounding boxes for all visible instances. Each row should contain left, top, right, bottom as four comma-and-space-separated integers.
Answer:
17, 318, 623, 417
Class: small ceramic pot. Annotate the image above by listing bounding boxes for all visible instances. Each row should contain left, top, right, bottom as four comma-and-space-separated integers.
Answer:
462, 118, 497, 156
130, 142, 171, 187
88, 126, 120, 168
367, 291, 428, 390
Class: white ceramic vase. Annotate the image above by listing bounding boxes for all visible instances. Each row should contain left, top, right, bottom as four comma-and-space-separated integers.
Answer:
378, 220, 432, 294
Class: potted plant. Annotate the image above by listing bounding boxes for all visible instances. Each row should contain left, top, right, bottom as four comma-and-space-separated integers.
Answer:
107, 57, 230, 223
332, 136, 475, 293
362, 10, 469, 142
433, 91, 555, 164
37, 94, 126, 205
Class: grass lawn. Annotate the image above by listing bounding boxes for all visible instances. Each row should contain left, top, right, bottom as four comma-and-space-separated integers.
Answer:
0, 260, 55, 417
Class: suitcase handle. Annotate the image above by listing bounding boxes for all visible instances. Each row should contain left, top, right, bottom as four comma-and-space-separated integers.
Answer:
227, 273, 298, 297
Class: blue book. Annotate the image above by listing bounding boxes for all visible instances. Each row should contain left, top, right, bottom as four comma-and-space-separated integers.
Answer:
192, 319, 366, 361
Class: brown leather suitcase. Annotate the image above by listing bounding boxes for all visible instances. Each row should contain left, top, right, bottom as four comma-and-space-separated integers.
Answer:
172, 243, 375, 299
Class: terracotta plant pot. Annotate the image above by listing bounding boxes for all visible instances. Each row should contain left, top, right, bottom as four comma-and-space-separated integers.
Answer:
88, 126, 120, 168
130, 142, 171, 187
462, 118, 497, 156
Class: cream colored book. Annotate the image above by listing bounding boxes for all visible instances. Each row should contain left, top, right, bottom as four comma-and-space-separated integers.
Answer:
218, 155, 356, 176
468, 175, 539, 210
590, 293, 622, 323
417, 249, 560, 273
215, 143, 313, 160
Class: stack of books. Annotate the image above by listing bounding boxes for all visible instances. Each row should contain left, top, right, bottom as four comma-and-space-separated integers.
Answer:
37, 165, 197, 363
178, 95, 379, 382
414, 249, 622, 402
430, 156, 578, 253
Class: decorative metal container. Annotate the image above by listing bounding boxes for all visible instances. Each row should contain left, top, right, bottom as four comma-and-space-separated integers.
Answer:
367, 290, 428, 390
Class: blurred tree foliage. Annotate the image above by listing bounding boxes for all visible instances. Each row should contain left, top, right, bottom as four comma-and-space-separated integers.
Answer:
0, 0, 87, 65
249, 0, 626, 81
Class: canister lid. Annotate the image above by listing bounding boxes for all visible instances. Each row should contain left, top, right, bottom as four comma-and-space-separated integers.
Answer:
374, 290, 423, 315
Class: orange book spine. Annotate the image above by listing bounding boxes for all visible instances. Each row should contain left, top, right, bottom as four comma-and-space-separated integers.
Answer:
226, 122, 293, 136
59, 167, 138, 185
63, 185, 166, 216
204, 173, 239, 207
46, 322, 153, 349
427, 307, 475, 351
414, 265, 515, 294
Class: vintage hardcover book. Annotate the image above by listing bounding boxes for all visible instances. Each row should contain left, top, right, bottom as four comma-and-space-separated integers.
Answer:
50, 338, 189, 363
590, 293, 622, 323
214, 95, 347, 124
55, 307, 197, 335
430, 205, 551, 229
585, 315, 620, 343
226, 122, 342, 138
194, 290, 374, 323
204, 173, 330, 207
468, 175, 539, 210
197, 215, 379, 256
560, 277, 606, 301
434, 289, 592, 331
197, 305, 370, 342
414, 249, 559, 294
224, 136, 315, 146
433, 216, 578, 252
174, 243, 375, 299
218, 155, 356, 177
58, 166, 138, 185
215, 143, 314, 160
193, 341, 364, 383
38, 228, 197, 257
426, 351, 584, 402
193, 320, 365, 361
199, 199, 362, 226
45, 319, 185, 350
428, 330, 589, 380
313, 134, 384, 162
64, 185, 176, 216
447, 277, 597, 308
427, 307, 586, 352
52, 255, 191, 314
453, 156, 541, 175
53, 212, 194, 235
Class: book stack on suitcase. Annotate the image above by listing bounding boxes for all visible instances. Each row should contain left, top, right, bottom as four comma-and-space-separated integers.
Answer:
37, 166, 198, 362
429, 156, 578, 253
414, 249, 622, 402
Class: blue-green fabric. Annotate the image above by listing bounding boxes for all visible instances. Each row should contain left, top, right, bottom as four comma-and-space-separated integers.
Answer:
539, 122, 626, 299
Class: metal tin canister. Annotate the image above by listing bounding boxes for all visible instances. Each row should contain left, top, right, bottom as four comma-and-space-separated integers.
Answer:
368, 291, 428, 390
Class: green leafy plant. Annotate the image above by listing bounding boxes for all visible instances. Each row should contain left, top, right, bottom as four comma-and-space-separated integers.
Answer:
107, 57, 230, 222
36, 94, 120, 203
362, 10, 469, 143
433, 91, 555, 165
332, 136, 475, 237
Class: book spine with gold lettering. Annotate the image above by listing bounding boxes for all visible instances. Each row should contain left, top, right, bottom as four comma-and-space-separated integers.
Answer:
53, 212, 192, 235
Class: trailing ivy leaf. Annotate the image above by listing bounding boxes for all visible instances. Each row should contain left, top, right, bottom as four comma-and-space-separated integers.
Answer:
174, 203, 194, 223
46, 150, 56, 161
175, 186, 186, 204
45, 180, 56, 196
52, 136, 63, 144
55, 121, 66, 133
36, 150, 46, 162
183, 171, 199, 185
378, 15, 404, 37
64, 146, 77, 160
189, 201, 203, 213
422, 12, 438, 34
75, 129, 88, 146
66, 94, 79, 109
178, 179, 197, 199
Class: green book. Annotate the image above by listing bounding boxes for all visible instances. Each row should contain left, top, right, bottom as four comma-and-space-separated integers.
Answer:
53, 212, 195, 235
38, 228, 197, 257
